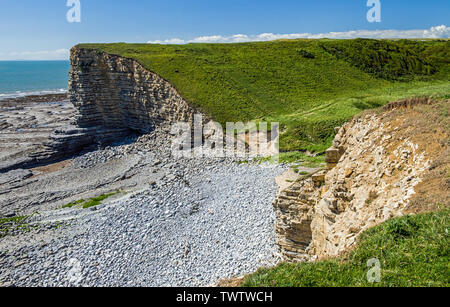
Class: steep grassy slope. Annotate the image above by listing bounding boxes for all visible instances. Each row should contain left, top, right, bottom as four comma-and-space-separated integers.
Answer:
78, 39, 450, 152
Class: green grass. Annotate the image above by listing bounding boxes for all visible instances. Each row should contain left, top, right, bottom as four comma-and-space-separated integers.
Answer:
254, 151, 325, 167
62, 199, 86, 209
78, 39, 450, 152
320, 39, 449, 81
63, 191, 122, 209
243, 208, 450, 287
0, 215, 31, 238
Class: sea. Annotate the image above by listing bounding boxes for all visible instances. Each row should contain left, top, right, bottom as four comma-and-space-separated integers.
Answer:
0, 61, 70, 99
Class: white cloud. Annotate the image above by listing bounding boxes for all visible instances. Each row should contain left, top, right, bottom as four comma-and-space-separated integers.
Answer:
423, 25, 450, 38
0, 49, 70, 61
146, 38, 186, 44
147, 25, 450, 45
191, 35, 226, 43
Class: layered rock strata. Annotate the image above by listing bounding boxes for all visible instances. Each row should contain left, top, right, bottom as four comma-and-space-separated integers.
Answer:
69, 47, 199, 133
0, 97, 89, 173
273, 99, 446, 261
273, 149, 340, 262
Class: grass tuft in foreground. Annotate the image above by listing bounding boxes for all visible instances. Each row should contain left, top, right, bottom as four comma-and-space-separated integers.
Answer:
254, 152, 326, 168
63, 191, 122, 209
0, 215, 32, 238
243, 208, 450, 287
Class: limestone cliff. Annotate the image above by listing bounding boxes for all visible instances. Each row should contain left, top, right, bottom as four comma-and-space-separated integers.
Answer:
273, 98, 449, 261
69, 47, 200, 133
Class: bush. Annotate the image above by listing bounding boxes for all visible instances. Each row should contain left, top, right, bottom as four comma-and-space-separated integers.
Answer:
297, 49, 315, 59
319, 39, 443, 81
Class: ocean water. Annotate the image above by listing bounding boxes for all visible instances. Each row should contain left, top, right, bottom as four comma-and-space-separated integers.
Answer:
0, 61, 70, 99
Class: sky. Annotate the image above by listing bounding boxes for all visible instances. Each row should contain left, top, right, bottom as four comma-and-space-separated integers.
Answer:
0, 0, 449, 60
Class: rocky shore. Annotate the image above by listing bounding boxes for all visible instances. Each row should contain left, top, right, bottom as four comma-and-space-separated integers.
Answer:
0, 159, 286, 287
0, 46, 302, 286
0, 93, 291, 286
0, 94, 75, 172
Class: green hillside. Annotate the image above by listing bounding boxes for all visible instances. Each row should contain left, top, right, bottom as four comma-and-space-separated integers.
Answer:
79, 39, 450, 152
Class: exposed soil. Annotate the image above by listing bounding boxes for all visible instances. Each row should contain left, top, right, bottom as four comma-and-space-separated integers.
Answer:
400, 101, 450, 214
31, 160, 73, 178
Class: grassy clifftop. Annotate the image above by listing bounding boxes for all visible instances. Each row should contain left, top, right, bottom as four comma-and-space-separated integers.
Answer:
78, 39, 450, 152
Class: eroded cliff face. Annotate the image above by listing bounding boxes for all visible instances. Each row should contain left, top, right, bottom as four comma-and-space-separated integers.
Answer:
274, 98, 449, 261
69, 47, 199, 133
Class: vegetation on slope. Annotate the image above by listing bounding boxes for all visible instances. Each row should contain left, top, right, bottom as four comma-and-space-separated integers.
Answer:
320, 39, 449, 81
78, 39, 450, 152
243, 208, 450, 287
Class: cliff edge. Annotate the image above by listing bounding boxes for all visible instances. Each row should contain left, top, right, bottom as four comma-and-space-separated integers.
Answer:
274, 98, 449, 261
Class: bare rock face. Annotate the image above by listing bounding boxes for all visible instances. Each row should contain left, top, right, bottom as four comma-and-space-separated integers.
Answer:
69, 47, 199, 133
273, 99, 447, 262
309, 112, 433, 259
273, 179, 317, 262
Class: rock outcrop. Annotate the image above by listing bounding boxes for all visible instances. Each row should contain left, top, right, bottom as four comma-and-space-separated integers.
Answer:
0, 96, 91, 173
273, 179, 316, 262
273, 98, 449, 261
69, 47, 199, 133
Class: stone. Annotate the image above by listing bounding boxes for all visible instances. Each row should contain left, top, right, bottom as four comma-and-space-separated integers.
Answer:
272, 179, 317, 262
345, 169, 354, 178
311, 171, 326, 187
325, 148, 341, 164
13, 260, 27, 268
326, 162, 337, 170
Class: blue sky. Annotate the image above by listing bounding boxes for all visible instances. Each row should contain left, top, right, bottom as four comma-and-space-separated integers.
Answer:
0, 0, 449, 60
